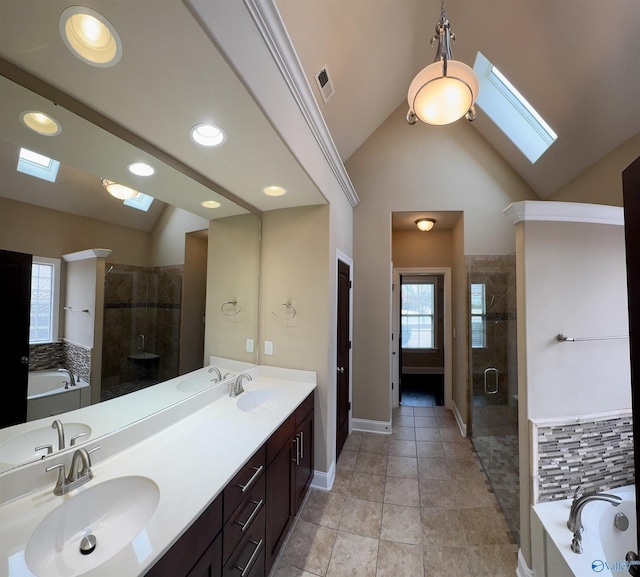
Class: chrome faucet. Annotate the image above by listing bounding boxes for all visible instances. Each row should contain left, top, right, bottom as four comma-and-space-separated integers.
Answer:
51, 419, 65, 451
58, 367, 76, 388
208, 366, 222, 382
229, 373, 251, 397
567, 489, 622, 553
45, 446, 100, 496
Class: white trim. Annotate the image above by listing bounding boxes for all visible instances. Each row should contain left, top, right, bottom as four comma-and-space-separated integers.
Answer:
352, 418, 392, 435
503, 201, 624, 226
393, 268, 453, 410
311, 461, 335, 492
452, 400, 468, 437
516, 549, 534, 577
529, 407, 632, 428
243, 0, 359, 208
62, 248, 112, 262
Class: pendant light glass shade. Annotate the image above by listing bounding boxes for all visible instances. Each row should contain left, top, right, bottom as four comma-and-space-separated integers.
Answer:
101, 178, 138, 200
408, 60, 479, 125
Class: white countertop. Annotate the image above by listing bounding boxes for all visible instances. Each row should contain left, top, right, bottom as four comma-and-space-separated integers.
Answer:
0, 366, 316, 577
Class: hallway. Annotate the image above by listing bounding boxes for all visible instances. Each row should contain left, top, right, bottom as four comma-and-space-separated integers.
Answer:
272, 405, 518, 577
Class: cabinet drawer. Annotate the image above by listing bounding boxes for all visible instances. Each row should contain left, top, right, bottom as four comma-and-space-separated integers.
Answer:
266, 413, 295, 466
224, 445, 265, 523
223, 474, 265, 564
295, 392, 314, 426
223, 506, 265, 577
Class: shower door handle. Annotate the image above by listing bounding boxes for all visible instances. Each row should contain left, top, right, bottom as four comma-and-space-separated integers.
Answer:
484, 367, 499, 395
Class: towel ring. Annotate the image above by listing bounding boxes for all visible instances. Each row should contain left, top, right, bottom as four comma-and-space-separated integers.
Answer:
222, 300, 242, 316
271, 302, 296, 320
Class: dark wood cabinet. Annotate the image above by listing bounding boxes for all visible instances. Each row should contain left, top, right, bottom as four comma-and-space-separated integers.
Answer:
265, 392, 314, 574
145, 391, 314, 577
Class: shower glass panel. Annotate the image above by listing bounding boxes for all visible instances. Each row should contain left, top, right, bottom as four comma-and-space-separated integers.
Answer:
468, 256, 519, 543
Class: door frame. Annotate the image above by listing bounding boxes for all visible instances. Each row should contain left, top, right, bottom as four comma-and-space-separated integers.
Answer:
335, 249, 353, 452
392, 267, 452, 409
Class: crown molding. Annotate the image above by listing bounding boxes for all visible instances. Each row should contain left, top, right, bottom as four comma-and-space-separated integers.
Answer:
243, 0, 359, 207
503, 201, 624, 226
62, 248, 112, 262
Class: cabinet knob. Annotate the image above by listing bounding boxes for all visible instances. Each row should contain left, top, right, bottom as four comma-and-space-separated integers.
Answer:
337, 366, 344, 374
21, 356, 29, 365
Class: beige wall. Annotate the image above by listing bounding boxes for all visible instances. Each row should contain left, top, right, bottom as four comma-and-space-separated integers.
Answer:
149, 205, 209, 267
204, 214, 261, 365
392, 229, 453, 268
549, 133, 640, 206
259, 205, 332, 470
0, 197, 151, 265
346, 104, 538, 424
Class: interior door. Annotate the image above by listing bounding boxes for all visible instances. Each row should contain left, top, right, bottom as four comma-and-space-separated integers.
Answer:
336, 259, 351, 458
622, 155, 640, 553
0, 250, 32, 427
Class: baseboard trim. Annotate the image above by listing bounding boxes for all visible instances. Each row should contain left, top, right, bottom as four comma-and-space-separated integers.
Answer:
311, 461, 335, 492
452, 401, 468, 437
516, 549, 534, 577
352, 418, 392, 434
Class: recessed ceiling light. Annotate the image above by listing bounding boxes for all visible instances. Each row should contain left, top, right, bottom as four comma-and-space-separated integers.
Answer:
190, 124, 226, 147
101, 178, 138, 200
262, 185, 287, 197
20, 110, 62, 136
201, 200, 221, 209
60, 6, 122, 67
127, 162, 155, 177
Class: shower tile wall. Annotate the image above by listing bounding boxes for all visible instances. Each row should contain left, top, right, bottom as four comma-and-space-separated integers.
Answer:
102, 264, 182, 395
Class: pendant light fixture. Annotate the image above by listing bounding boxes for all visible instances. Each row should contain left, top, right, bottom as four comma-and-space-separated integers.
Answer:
415, 218, 436, 232
406, 0, 479, 126
101, 178, 138, 200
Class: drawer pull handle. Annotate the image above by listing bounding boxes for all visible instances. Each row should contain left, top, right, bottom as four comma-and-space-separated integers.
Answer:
235, 499, 264, 532
237, 465, 264, 493
292, 436, 300, 465
299, 431, 304, 460
235, 538, 263, 577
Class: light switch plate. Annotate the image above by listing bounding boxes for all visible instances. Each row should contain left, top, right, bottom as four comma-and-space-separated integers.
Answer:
264, 340, 273, 355
246, 339, 254, 353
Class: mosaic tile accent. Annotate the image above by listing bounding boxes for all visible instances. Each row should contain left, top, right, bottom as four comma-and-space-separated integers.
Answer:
534, 413, 635, 502
63, 340, 91, 382
28, 341, 65, 371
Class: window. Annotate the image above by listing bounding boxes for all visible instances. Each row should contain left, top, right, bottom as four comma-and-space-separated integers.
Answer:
17, 148, 60, 183
471, 283, 486, 348
401, 281, 435, 349
473, 52, 557, 163
123, 192, 154, 212
30, 257, 61, 343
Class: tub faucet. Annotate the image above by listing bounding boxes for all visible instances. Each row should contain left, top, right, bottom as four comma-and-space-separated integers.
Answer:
567, 489, 622, 553
57, 367, 76, 388
51, 419, 65, 451
208, 366, 222, 382
229, 373, 251, 397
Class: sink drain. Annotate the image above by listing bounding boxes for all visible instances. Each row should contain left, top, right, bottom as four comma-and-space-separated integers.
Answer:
79, 534, 97, 555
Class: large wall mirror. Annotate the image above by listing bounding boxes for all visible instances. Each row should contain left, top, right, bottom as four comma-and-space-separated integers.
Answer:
0, 75, 260, 471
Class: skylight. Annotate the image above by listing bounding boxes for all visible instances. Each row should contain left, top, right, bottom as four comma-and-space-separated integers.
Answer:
17, 148, 60, 183
473, 52, 557, 163
123, 192, 154, 212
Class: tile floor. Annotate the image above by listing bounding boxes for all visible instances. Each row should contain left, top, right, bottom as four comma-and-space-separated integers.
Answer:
271, 404, 518, 577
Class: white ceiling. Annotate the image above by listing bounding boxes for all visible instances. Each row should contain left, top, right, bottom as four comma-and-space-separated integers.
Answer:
0, 0, 638, 231
276, 0, 640, 199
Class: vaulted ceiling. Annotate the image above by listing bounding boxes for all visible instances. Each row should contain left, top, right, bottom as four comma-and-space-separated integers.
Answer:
1, 0, 638, 230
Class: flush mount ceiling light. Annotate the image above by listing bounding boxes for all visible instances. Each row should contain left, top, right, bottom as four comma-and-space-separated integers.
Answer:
406, 0, 479, 126
262, 185, 287, 197
20, 110, 62, 136
201, 200, 221, 209
416, 218, 436, 232
190, 124, 226, 147
60, 6, 122, 67
101, 178, 137, 200
127, 162, 155, 177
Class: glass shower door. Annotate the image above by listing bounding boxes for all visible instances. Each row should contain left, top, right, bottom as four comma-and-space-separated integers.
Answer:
469, 259, 520, 543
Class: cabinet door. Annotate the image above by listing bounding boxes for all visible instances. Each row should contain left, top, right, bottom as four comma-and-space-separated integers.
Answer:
187, 532, 222, 577
265, 439, 295, 575
293, 411, 314, 513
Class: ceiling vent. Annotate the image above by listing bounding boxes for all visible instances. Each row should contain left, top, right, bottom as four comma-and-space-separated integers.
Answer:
315, 65, 335, 103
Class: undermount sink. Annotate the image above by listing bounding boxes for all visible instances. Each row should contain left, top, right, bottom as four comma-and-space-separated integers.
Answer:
26, 476, 160, 577
236, 389, 292, 414
0, 423, 92, 465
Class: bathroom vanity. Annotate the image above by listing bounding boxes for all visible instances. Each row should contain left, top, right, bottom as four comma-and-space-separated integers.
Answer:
0, 365, 317, 577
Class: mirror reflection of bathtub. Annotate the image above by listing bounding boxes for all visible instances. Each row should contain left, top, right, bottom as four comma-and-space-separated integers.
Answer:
26, 370, 90, 422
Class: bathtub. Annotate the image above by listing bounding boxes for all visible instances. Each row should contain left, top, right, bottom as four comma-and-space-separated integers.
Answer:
533, 485, 637, 577
27, 370, 91, 422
